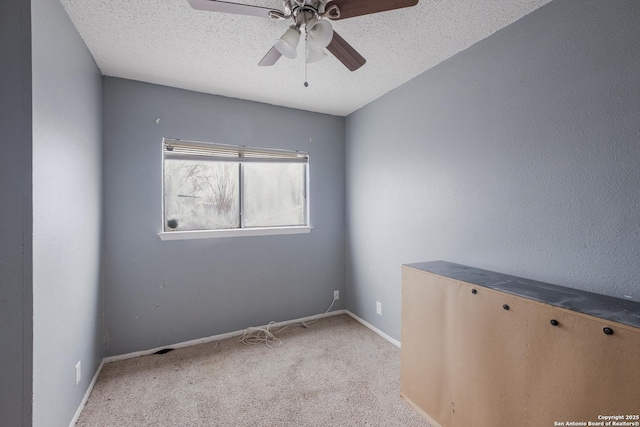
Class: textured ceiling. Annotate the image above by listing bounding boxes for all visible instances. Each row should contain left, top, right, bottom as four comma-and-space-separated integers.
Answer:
60, 0, 551, 116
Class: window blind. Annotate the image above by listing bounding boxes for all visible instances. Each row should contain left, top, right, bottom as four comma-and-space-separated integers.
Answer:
163, 138, 309, 163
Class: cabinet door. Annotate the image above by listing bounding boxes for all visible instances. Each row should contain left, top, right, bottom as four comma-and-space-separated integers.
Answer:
525, 304, 640, 425
401, 267, 457, 426
450, 283, 533, 427
402, 269, 535, 427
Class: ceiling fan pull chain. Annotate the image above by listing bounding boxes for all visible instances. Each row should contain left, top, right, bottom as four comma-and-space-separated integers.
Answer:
304, 33, 309, 87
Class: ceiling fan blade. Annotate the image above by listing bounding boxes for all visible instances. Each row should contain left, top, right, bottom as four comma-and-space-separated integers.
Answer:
258, 46, 282, 66
188, 0, 277, 18
326, 31, 366, 71
325, 0, 418, 20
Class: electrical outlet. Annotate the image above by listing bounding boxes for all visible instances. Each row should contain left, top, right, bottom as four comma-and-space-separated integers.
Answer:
334, 290, 339, 300
75, 361, 81, 386
376, 301, 382, 315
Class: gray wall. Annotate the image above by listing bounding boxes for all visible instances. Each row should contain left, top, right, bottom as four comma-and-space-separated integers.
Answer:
0, 0, 33, 425
345, 0, 640, 340
32, 0, 104, 425
102, 78, 345, 356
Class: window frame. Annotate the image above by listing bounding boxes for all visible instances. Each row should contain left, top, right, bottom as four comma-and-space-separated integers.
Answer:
158, 138, 312, 241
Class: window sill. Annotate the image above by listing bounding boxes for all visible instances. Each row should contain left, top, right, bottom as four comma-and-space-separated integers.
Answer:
157, 226, 312, 241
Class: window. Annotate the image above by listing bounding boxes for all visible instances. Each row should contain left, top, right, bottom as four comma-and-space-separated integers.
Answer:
159, 138, 310, 240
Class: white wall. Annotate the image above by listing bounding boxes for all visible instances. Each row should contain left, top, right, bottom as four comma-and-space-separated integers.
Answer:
32, 0, 103, 425
101, 78, 345, 356
345, 0, 640, 340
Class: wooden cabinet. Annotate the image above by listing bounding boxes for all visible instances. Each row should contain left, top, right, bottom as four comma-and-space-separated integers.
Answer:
400, 261, 640, 427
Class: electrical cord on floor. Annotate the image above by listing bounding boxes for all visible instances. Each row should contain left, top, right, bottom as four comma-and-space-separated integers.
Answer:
237, 321, 287, 348
237, 297, 337, 348
301, 298, 335, 328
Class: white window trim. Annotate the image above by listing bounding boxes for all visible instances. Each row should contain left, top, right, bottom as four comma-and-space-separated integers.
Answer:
158, 225, 312, 241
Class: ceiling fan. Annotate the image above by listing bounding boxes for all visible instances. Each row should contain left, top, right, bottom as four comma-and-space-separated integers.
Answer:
188, 0, 419, 72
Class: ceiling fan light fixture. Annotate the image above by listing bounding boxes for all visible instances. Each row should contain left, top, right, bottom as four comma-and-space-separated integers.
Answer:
306, 17, 333, 49
274, 26, 301, 59
306, 46, 328, 63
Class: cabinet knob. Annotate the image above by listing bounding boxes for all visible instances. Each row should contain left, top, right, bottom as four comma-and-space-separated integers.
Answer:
503, 304, 510, 311
550, 319, 559, 326
471, 289, 477, 294
603, 327, 614, 335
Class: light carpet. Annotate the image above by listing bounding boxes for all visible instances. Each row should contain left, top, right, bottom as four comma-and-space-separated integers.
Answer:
76, 314, 431, 426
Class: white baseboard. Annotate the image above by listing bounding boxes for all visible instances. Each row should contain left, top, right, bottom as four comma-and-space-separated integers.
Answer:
346, 310, 401, 348
68, 359, 104, 427
104, 309, 347, 364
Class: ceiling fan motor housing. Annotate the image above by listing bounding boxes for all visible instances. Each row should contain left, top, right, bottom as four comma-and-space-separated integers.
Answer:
286, 0, 330, 20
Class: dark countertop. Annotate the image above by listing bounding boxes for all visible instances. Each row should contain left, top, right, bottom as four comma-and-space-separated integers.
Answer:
405, 260, 640, 329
